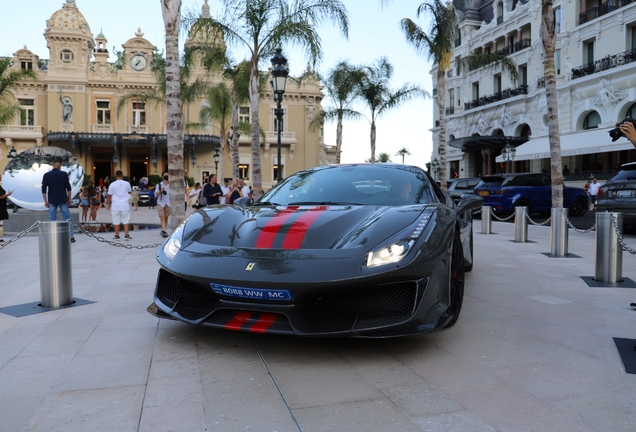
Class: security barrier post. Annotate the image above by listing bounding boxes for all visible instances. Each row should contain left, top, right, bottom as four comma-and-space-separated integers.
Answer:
594, 212, 623, 283
550, 208, 569, 256
481, 206, 492, 234
514, 206, 528, 242
38, 221, 73, 307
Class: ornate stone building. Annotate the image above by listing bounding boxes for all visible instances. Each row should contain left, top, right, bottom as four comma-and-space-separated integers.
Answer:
0, 0, 334, 188
432, 0, 636, 178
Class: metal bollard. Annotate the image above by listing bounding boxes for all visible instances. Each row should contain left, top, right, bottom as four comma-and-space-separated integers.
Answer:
38, 221, 73, 308
514, 206, 528, 242
594, 212, 623, 283
550, 208, 569, 256
481, 206, 492, 234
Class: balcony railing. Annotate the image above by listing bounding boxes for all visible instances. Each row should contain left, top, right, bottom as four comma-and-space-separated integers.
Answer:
0, 125, 41, 134
464, 85, 528, 110
447, 69, 454, 78
264, 131, 297, 142
445, 106, 455, 115
571, 49, 636, 80
92, 124, 114, 133
579, 0, 635, 25
128, 125, 149, 133
493, 38, 531, 57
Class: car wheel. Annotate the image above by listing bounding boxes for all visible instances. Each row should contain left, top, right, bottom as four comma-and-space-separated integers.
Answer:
443, 231, 465, 328
569, 197, 588, 217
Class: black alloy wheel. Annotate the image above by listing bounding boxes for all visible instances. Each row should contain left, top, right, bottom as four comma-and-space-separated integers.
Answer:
569, 197, 588, 217
444, 231, 466, 328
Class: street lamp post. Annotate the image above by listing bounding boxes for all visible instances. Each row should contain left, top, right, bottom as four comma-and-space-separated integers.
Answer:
7, 145, 17, 159
431, 157, 440, 181
501, 143, 516, 173
213, 147, 220, 176
270, 48, 288, 183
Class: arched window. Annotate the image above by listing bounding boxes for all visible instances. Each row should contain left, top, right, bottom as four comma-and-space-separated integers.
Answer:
583, 111, 601, 130
492, 128, 504, 136
516, 124, 531, 137
626, 103, 636, 119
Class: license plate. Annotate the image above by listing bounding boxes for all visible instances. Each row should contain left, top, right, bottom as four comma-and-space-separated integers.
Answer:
211, 283, 292, 301
616, 190, 632, 197
479, 191, 489, 196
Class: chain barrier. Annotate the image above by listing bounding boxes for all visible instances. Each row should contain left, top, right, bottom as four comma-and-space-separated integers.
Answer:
517, 207, 552, 227
0, 221, 42, 250
563, 211, 596, 234
610, 213, 636, 255
72, 222, 164, 250
489, 207, 515, 221
474, 207, 482, 215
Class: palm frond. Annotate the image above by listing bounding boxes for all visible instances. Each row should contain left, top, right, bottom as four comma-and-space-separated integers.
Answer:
458, 53, 519, 82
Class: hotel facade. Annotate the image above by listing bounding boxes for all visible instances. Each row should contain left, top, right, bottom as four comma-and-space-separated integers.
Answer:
433, 0, 636, 178
0, 0, 334, 188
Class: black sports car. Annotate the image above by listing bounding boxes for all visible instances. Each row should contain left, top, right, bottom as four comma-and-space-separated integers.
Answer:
148, 164, 483, 337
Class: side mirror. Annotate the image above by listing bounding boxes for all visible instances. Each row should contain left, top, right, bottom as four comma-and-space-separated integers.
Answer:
456, 193, 483, 214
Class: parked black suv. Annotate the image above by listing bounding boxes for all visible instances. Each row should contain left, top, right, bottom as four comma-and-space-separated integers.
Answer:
595, 161, 636, 224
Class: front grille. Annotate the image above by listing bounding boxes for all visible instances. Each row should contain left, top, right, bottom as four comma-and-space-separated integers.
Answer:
157, 270, 217, 316
303, 282, 417, 324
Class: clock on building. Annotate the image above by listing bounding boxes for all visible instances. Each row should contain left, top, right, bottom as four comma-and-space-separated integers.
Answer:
129, 54, 147, 71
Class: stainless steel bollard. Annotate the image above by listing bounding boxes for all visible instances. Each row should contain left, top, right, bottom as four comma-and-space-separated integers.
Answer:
481, 206, 492, 234
594, 212, 623, 283
38, 221, 73, 307
550, 208, 569, 256
514, 206, 528, 242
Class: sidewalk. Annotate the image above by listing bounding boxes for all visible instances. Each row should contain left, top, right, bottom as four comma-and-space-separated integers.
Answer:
0, 219, 635, 431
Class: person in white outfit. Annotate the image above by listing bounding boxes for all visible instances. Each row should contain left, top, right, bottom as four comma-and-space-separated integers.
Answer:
106, 170, 132, 240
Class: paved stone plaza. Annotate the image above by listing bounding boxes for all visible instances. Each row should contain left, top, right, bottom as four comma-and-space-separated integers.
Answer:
0, 206, 635, 431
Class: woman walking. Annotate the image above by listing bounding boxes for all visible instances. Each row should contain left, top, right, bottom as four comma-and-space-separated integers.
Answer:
80, 186, 90, 222
0, 174, 13, 242
89, 184, 100, 222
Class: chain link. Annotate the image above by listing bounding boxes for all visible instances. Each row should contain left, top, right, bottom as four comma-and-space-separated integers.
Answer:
563, 211, 596, 234
473, 207, 482, 215
489, 207, 515, 221
72, 222, 164, 250
0, 221, 42, 250
523, 209, 552, 226
610, 213, 636, 255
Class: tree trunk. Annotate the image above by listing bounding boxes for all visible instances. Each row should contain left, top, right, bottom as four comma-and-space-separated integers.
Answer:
541, 0, 564, 209
249, 58, 262, 199
370, 120, 376, 163
161, 0, 185, 229
437, 68, 448, 190
336, 113, 343, 164
231, 90, 239, 179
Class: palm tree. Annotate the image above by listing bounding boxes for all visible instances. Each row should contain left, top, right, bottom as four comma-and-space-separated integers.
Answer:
0, 57, 37, 125
399, 0, 517, 190
161, 0, 185, 228
396, 147, 411, 163
541, 0, 563, 209
376, 152, 392, 163
185, 0, 349, 198
355, 57, 426, 163
310, 61, 364, 164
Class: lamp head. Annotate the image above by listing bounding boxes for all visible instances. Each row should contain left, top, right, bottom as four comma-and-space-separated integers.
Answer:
270, 48, 288, 94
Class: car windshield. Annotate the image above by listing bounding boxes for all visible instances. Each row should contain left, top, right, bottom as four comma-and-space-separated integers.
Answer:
610, 164, 636, 181
259, 165, 435, 206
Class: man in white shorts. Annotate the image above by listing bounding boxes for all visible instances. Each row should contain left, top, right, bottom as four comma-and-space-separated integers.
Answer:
106, 169, 132, 240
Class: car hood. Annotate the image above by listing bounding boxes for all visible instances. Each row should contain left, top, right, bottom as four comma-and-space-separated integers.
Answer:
179, 204, 432, 252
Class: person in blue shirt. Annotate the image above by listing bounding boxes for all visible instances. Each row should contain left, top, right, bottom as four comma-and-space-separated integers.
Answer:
41, 158, 75, 242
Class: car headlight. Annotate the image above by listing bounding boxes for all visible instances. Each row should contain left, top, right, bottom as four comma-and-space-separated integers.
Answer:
365, 213, 432, 268
163, 223, 185, 260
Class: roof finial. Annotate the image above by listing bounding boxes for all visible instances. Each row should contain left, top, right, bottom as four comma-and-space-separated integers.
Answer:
65, 0, 77, 8
202, 0, 211, 18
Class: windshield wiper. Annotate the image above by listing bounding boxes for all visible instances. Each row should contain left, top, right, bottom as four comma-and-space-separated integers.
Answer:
287, 201, 359, 206
252, 201, 281, 206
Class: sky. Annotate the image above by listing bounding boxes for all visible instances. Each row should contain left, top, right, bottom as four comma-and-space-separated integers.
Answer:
1, 0, 435, 166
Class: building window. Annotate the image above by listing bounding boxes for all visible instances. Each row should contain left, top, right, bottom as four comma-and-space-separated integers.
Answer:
457, 87, 461, 106
18, 99, 34, 126
519, 65, 528, 87
273, 109, 286, 132
273, 164, 284, 180
96, 100, 111, 124
239, 106, 250, 123
132, 101, 146, 126
555, 7, 562, 33
583, 111, 601, 130
448, 88, 454, 107
627, 103, 636, 118
238, 164, 249, 180
455, 56, 461, 75
60, 49, 74, 64
494, 74, 502, 94
631, 26, 636, 50
584, 40, 595, 65
556, 49, 561, 75
20, 61, 32, 70
472, 82, 479, 100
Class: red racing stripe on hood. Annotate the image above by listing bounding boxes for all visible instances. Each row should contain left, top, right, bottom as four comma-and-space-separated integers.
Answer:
255, 206, 299, 249
282, 206, 328, 249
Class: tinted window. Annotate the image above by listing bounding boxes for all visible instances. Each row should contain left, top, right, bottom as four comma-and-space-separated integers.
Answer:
476, 177, 504, 189
611, 165, 636, 181
261, 165, 435, 206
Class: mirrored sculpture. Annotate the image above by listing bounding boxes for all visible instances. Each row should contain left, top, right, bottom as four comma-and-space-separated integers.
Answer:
2, 146, 84, 211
